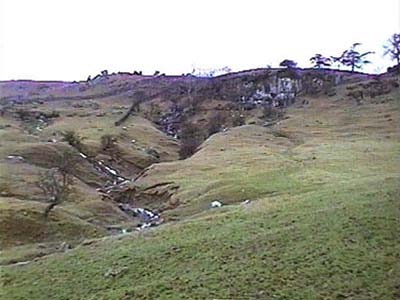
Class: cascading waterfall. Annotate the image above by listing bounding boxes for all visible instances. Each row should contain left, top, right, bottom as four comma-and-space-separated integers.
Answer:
78, 151, 161, 231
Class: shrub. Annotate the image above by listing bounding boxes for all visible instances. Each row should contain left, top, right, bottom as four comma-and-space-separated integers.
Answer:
100, 134, 122, 159
262, 105, 283, 121
179, 122, 204, 159
232, 113, 245, 126
100, 134, 118, 151
208, 113, 224, 135
61, 130, 87, 153
279, 59, 297, 68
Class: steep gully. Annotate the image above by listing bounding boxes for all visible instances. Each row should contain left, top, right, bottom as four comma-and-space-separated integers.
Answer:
78, 151, 162, 231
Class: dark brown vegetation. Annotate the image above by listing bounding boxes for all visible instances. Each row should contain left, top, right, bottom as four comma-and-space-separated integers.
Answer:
61, 130, 84, 152
179, 121, 205, 159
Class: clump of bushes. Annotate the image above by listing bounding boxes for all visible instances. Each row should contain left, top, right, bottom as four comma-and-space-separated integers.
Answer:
262, 105, 283, 121
232, 113, 245, 126
179, 122, 204, 159
144, 103, 162, 123
61, 130, 87, 154
100, 134, 122, 159
100, 134, 118, 151
207, 113, 224, 136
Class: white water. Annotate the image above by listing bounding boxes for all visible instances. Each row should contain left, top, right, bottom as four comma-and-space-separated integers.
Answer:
78, 152, 159, 231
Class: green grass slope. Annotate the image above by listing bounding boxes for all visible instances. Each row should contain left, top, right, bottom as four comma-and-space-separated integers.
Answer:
134, 89, 399, 219
1, 170, 398, 299
2, 83, 399, 299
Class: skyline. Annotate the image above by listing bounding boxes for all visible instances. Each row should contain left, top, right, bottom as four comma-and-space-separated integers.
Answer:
0, 0, 399, 81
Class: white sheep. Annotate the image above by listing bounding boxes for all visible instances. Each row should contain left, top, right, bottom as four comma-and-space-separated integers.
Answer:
211, 201, 222, 208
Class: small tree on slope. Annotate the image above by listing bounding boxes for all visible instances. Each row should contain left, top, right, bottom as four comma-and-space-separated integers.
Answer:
37, 151, 76, 218
384, 33, 400, 67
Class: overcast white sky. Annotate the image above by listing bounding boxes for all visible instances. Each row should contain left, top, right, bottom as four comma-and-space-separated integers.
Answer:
0, 0, 399, 81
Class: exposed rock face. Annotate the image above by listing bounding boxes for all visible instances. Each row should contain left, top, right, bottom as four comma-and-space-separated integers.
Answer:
98, 179, 179, 212
236, 69, 367, 109
243, 76, 301, 108
144, 69, 366, 137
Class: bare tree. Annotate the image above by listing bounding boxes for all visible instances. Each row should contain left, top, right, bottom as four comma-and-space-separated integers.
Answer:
37, 151, 76, 218
383, 33, 400, 67
332, 43, 374, 72
310, 54, 331, 69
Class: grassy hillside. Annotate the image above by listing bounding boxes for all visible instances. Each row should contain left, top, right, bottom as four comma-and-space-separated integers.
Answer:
134, 87, 399, 218
1, 70, 399, 299
2, 176, 398, 299
0, 93, 180, 258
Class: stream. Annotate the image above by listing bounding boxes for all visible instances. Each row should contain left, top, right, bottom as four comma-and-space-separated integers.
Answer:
78, 151, 161, 231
